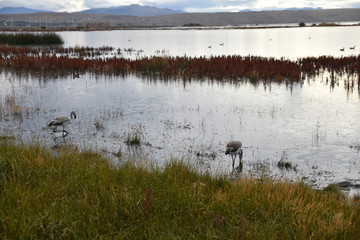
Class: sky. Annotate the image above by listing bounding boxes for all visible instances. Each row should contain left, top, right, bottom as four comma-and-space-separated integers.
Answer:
1, 0, 360, 13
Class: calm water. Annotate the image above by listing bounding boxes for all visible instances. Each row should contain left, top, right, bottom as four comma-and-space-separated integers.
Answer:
59, 26, 360, 59
1, 26, 360, 195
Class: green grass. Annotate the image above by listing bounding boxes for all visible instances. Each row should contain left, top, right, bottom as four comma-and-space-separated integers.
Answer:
0, 32, 64, 45
0, 140, 359, 239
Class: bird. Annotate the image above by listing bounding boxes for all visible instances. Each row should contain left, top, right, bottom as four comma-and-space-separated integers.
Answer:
72, 71, 80, 79
340, 47, 345, 51
350, 46, 355, 50
225, 141, 243, 170
48, 111, 76, 137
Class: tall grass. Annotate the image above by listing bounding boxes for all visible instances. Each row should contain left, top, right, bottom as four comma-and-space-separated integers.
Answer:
0, 141, 359, 239
0, 33, 64, 45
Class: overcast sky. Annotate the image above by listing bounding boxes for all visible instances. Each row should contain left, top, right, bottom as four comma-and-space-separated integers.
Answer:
1, 0, 360, 13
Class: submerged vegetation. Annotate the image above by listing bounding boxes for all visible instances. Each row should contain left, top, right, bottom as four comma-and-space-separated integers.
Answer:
0, 32, 64, 45
0, 141, 359, 239
0, 45, 359, 85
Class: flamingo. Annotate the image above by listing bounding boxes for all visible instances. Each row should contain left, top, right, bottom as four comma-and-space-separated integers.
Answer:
48, 111, 76, 137
225, 141, 243, 169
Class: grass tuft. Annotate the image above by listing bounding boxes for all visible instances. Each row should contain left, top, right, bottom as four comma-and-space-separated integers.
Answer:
124, 125, 143, 146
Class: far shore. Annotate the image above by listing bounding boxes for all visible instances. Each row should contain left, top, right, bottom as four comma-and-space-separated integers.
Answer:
1, 22, 359, 32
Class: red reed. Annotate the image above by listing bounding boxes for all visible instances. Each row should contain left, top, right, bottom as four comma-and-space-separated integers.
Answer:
1, 46, 359, 84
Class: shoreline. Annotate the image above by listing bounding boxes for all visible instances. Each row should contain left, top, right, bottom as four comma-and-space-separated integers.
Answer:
1, 22, 359, 32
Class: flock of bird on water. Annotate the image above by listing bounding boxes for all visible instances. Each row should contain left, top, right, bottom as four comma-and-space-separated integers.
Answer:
340, 46, 356, 51
48, 111, 244, 170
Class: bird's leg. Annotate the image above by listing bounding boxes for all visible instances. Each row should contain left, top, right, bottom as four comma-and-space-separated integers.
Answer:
62, 130, 68, 137
238, 150, 243, 172
61, 126, 68, 137
232, 155, 235, 169
238, 161, 243, 172
238, 150, 243, 166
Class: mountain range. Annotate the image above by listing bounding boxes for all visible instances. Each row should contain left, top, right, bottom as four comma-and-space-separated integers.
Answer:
0, 5, 324, 16
0, 7, 50, 15
76, 4, 184, 16
1, 5, 359, 28
0, 4, 184, 16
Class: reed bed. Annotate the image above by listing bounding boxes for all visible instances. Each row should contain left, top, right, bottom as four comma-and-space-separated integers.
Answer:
1, 46, 359, 84
0, 46, 301, 82
0, 33, 64, 45
0, 141, 359, 239
300, 56, 360, 76
0, 45, 117, 59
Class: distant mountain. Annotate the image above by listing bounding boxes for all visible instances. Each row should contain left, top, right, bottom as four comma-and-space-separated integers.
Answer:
0, 7, 50, 14
239, 9, 253, 12
1, 8, 360, 28
77, 4, 184, 16
239, 7, 322, 13
285, 7, 322, 10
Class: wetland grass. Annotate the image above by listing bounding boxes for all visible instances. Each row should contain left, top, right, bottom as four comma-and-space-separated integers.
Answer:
1, 46, 360, 85
0, 93, 25, 121
125, 133, 141, 146
124, 127, 142, 146
0, 32, 64, 45
0, 141, 359, 239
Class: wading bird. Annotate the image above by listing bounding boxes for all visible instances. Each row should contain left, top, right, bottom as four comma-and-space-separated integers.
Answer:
225, 141, 243, 170
48, 111, 77, 137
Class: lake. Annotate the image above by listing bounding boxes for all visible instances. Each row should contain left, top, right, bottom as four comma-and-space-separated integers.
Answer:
59, 26, 360, 59
1, 26, 360, 195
